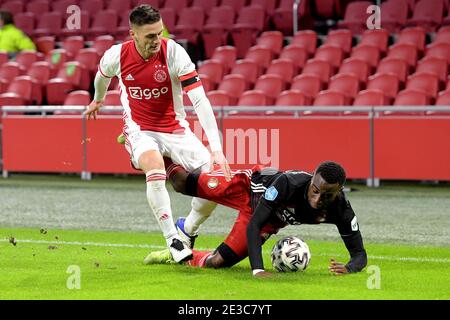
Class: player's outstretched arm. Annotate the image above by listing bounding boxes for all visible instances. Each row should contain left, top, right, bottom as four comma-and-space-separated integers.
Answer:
83, 72, 111, 120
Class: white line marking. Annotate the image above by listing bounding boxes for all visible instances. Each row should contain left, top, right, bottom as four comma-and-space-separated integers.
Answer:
2, 238, 450, 264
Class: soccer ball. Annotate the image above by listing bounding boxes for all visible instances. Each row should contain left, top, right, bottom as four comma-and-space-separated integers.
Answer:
271, 236, 311, 272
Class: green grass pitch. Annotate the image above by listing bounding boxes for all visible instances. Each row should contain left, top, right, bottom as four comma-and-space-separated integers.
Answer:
1, 174, 450, 300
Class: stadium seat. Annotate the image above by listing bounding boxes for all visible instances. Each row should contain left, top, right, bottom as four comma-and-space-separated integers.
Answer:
51, 0, 74, 13
278, 45, 308, 72
407, 0, 444, 32
290, 74, 322, 105
0, 62, 22, 93
353, 89, 385, 106
13, 12, 35, 37
207, 90, 231, 106
328, 73, 359, 104
1, 75, 34, 105
386, 89, 429, 115
314, 0, 338, 19
173, 7, 205, 45
217, 74, 248, 105
272, 0, 309, 36
380, 0, 409, 33
93, 35, 115, 57
35, 36, 55, 55
387, 43, 418, 70
27, 61, 51, 104
103, 90, 121, 106
0, 52, 8, 66
337, 1, 374, 34
435, 90, 450, 105
309, 90, 345, 116
0, 93, 27, 107
301, 59, 332, 85
367, 73, 400, 105
268, 89, 307, 116
324, 29, 353, 55
88, 10, 119, 40
291, 30, 317, 57
250, 0, 277, 16
33, 11, 63, 38
62, 36, 85, 59
163, 0, 188, 12
45, 78, 74, 105
350, 44, 381, 71
314, 44, 344, 72
256, 31, 284, 56
221, 0, 247, 13
265, 58, 296, 84
191, 0, 219, 16
46, 62, 88, 105
79, 0, 105, 15
396, 27, 427, 54
210, 46, 237, 74
15, 51, 44, 70
230, 6, 266, 58
60, 11, 90, 40
236, 90, 267, 111
425, 42, 450, 65
434, 26, 450, 44
74, 48, 100, 74
199, 74, 213, 93
416, 56, 448, 85
198, 60, 224, 88
159, 8, 176, 32
376, 57, 409, 84
338, 57, 370, 85
202, 6, 236, 59
244, 46, 273, 74
45, 49, 69, 77
406, 72, 440, 100
254, 74, 285, 105
106, 0, 131, 12
230, 59, 260, 88
1, 0, 24, 15
64, 90, 91, 106
359, 28, 389, 54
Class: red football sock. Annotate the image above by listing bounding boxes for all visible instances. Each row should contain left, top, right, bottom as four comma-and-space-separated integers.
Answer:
187, 250, 212, 268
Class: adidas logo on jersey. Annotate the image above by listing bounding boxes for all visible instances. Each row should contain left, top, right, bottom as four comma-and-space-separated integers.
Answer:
125, 74, 134, 81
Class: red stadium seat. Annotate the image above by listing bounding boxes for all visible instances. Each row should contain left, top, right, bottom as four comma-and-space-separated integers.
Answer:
33, 11, 63, 38
0, 52, 8, 66
237, 90, 267, 108
324, 29, 353, 55
93, 35, 115, 57
353, 89, 385, 106
104, 90, 122, 106
250, 0, 277, 16
79, 0, 104, 15
310, 90, 345, 116
202, 6, 236, 59
74, 48, 100, 73
394, 89, 429, 106
367, 73, 400, 104
163, 0, 188, 12
435, 90, 450, 105
192, 0, 219, 16
328, 73, 360, 104
275, 90, 307, 106
198, 60, 224, 88
230, 6, 266, 58
350, 44, 381, 71
416, 56, 448, 85
35, 36, 55, 55
62, 36, 85, 59
380, 0, 409, 33
396, 27, 427, 54
173, 7, 205, 45
314, 44, 344, 72
0, 93, 27, 107
207, 90, 231, 106
64, 90, 91, 106
407, 0, 444, 32
211, 46, 237, 73
279, 45, 308, 72
221, 0, 246, 13
314, 0, 338, 19
338, 57, 370, 85
434, 26, 450, 44
337, 1, 374, 34
45, 49, 68, 77
46, 62, 88, 104
88, 10, 119, 40
106, 0, 131, 12
1, 76, 34, 105
387, 43, 418, 70
159, 8, 176, 32
230, 59, 260, 88
254, 74, 285, 105
265, 59, 295, 85
26, 0, 50, 16
1, 0, 24, 15
27, 61, 51, 104
291, 74, 322, 105
199, 74, 213, 93
51, 0, 73, 13
406, 72, 440, 99
376, 57, 409, 84
425, 42, 450, 65
15, 51, 44, 70
273, 0, 309, 36
359, 28, 389, 54
291, 30, 317, 57
217, 74, 248, 105
301, 59, 332, 84
45, 78, 74, 105
13, 12, 35, 37
0, 62, 22, 93
244, 46, 273, 73
256, 31, 284, 56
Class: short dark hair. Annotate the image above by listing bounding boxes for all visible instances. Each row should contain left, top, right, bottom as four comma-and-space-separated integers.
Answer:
315, 161, 346, 186
129, 5, 161, 27
0, 10, 14, 25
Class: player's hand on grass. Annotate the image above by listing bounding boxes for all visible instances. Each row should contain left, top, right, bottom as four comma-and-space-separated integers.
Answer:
253, 270, 272, 278
210, 150, 232, 181
84, 100, 103, 120
328, 258, 349, 276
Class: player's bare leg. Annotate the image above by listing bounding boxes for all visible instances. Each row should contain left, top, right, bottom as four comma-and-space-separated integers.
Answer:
139, 150, 192, 263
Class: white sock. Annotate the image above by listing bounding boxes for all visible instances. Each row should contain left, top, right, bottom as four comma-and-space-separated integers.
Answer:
145, 169, 177, 243
184, 197, 217, 235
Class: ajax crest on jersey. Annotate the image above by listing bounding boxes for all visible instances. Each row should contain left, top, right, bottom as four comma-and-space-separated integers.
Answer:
154, 69, 167, 82
207, 177, 219, 189
271, 236, 311, 272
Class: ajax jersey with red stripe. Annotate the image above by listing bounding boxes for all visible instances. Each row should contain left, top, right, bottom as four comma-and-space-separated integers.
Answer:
98, 38, 201, 134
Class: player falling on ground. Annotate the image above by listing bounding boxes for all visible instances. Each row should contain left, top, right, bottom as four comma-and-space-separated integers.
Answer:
145, 160, 368, 277
84, 5, 231, 263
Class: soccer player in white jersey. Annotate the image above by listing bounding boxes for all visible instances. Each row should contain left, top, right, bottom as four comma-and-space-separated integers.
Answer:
84, 5, 231, 263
